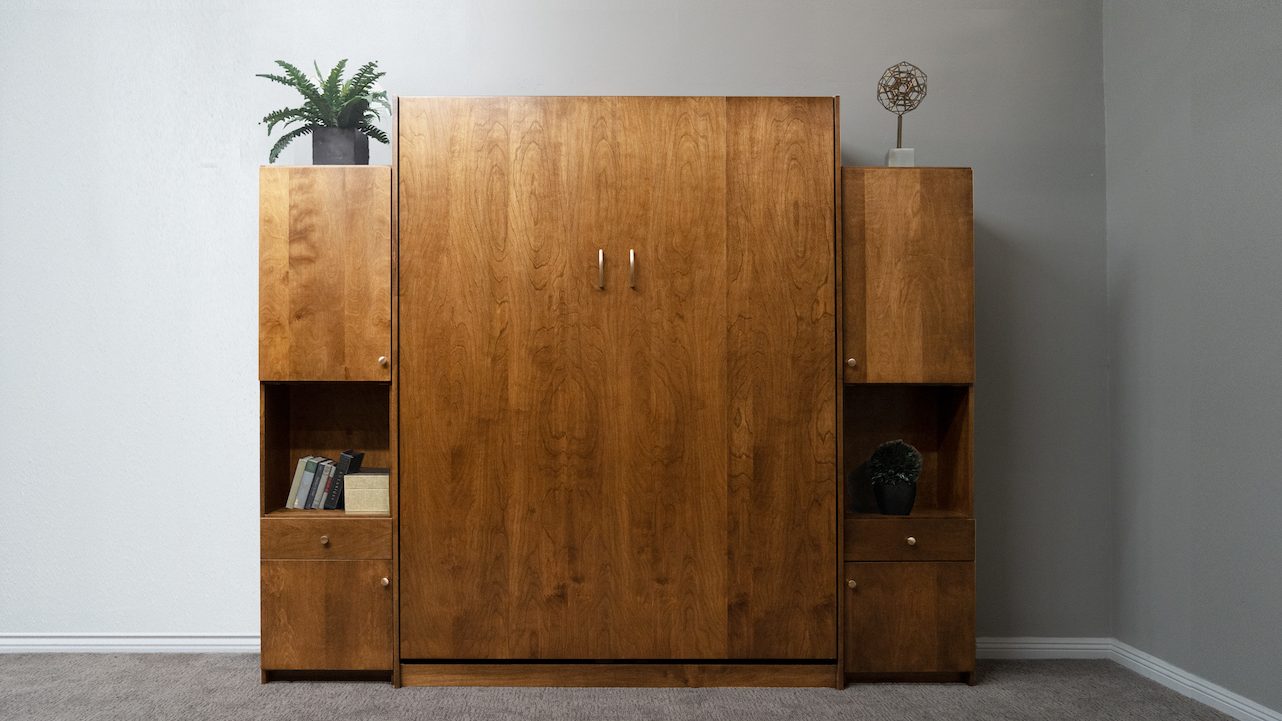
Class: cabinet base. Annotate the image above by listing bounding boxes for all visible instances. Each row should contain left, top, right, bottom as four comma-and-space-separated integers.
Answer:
401, 662, 839, 687
262, 669, 393, 684
845, 670, 975, 685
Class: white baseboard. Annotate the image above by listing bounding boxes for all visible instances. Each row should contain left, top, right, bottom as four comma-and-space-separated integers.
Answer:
977, 636, 1115, 659
0, 633, 259, 653
978, 636, 1280, 721
1110, 640, 1281, 721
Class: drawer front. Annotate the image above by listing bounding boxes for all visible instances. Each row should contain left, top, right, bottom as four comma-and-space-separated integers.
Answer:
261, 560, 393, 670
261, 517, 392, 559
844, 517, 974, 561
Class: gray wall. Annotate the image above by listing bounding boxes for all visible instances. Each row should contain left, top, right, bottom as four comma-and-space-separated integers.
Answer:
1104, 0, 1282, 710
0, 1, 1109, 640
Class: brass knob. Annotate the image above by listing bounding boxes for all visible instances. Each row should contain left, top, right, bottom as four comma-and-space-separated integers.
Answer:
847, 579, 857, 589
381, 577, 390, 587
378, 356, 389, 368
846, 358, 857, 368
319, 535, 330, 546
906, 536, 917, 546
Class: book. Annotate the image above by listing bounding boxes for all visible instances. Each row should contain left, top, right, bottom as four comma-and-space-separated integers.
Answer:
284, 456, 313, 509
293, 457, 321, 509
324, 450, 365, 510
306, 460, 334, 509
314, 461, 335, 510
344, 468, 390, 515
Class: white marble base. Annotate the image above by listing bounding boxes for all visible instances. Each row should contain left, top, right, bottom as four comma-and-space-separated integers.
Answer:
887, 147, 916, 167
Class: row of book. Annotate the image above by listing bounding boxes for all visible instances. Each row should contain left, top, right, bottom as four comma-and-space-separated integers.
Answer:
285, 450, 364, 510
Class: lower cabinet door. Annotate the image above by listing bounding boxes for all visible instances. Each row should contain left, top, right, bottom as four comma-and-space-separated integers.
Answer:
261, 560, 392, 670
844, 561, 974, 674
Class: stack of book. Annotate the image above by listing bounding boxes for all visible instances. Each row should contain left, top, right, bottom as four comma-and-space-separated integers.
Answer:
284, 450, 364, 510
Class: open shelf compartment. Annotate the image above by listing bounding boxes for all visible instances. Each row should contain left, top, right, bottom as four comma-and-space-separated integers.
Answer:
843, 384, 973, 517
260, 381, 391, 516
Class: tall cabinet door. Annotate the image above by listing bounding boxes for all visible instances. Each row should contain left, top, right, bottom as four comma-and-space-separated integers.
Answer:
399, 97, 610, 659
842, 168, 974, 383
724, 97, 837, 658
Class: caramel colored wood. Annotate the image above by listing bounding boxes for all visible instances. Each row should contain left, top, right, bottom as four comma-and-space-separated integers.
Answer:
843, 562, 974, 675
261, 517, 392, 559
260, 560, 393, 671
400, 663, 837, 687
398, 97, 838, 662
260, 382, 390, 514
259, 166, 391, 382
842, 517, 974, 561
399, 96, 734, 660
726, 97, 838, 659
831, 96, 847, 689
389, 95, 404, 687
842, 168, 973, 383
843, 384, 972, 516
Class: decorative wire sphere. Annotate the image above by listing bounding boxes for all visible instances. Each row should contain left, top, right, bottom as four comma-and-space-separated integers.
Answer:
877, 61, 927, 116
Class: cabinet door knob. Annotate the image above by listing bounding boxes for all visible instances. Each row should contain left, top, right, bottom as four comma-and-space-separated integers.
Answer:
319, 535, 330, 546
381, 577, 390, 587
846, 358, 857, 368
847, 579, 857, 589
378, 356, 389, 368
906, 536, 917, 546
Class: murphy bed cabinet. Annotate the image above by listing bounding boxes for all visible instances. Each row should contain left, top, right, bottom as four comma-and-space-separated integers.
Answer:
256, 102, 975, 687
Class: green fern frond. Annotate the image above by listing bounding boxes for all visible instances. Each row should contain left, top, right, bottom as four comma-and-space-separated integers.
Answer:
261, 107, 322, 134
274, 60, 333, 124
268, 125, 315, 164
357, 122, 390, 145
317, 59, 347, 111
341, 61, 385, 103
336, 97, 369, 128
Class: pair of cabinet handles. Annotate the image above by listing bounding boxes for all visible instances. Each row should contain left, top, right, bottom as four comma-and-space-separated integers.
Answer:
596, 249, 637, 290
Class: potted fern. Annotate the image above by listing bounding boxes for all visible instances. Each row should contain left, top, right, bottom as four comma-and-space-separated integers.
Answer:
866, 439, 923, 515
257, 59, 391, 165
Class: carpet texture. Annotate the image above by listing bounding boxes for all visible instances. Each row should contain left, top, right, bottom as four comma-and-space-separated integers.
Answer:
0, 656, 1231, 720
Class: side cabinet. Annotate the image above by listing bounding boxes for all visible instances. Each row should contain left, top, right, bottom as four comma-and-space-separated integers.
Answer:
840, 167, 976, 684
258, 165, 395, 682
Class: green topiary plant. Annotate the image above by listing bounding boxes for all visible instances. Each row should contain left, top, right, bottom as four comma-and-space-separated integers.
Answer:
866, 439, 923, 487
256, 59, 391, 163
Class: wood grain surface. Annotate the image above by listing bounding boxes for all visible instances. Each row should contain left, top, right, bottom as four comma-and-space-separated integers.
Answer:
261, 517, 392, 559
400, 662, 837, 687
398, 96, 836, 661
259, 166, 391, 381
842, 168, 973, 383
842, 517, 974, 561
843, 561, 974, 674
725, 97, 837, 659
261, 560, 392, 670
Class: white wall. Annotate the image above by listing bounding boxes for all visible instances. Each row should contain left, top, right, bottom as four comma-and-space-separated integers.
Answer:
1104, 0, 1282, 711
0, 0, 1109, 640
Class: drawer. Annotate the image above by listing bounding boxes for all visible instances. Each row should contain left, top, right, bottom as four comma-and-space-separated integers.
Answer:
261, 516, 392, 559
843, 517, 973, 561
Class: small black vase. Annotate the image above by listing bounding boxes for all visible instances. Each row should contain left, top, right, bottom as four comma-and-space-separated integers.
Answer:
312, 127, 370, 165
874, 483, 917, 515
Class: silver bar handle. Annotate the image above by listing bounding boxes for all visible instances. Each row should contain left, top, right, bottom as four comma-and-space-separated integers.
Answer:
628, 249, 636, 289
597, 249, 605, 289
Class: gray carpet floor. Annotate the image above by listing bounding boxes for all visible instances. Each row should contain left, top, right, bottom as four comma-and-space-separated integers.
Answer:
0, 655, 1232, 721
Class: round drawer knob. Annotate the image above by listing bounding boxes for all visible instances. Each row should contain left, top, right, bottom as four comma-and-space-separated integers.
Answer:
319, 535, 330, 546
378, 356, 389, 368
381, 577, 390, 587
847, 579, 857, 589
906, 536, 917, 546
846, 358, 857, 368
